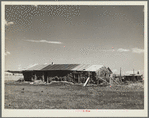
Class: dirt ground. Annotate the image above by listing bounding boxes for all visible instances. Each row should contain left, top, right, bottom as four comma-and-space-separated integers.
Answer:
5, 80, 144, 109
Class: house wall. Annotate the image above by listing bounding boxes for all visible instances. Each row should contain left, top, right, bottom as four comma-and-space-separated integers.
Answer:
96, 67, 113, 84
23, 70, 74, 82
46, 70, 72, 82
46, 70, 71, 77
22, 67, 113, 84
46, 71, 96, 83
96, 67, 112, 77
23, 71, 45, 81
23, 70, 96, 83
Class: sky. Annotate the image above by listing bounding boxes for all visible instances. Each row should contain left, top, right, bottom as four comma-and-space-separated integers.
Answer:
5, 5, 144, 75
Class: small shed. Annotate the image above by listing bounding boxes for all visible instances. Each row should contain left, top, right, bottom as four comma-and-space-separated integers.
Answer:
123, 74, 143, 82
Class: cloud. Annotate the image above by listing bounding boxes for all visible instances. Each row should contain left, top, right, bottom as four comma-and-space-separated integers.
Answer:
26, 40, 62, 44
117, 48, 130, 52
5, 20, 14, 26
44, 63, 48, 65
125, 71, 137, 74
80, 47, 116, 53
112, 69, 118, 73
132, 48, 144, 54
25, 63, 38, 69
5, 51, 10, 56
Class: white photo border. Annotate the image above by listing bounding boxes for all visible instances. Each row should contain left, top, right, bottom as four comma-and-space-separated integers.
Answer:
1, 1, 148, 117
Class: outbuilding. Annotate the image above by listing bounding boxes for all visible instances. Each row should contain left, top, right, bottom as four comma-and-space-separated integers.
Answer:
123, 74, 143, 82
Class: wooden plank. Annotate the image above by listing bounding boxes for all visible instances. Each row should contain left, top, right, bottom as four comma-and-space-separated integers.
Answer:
110, 74, 113, 86
110, 77, 115, 86
111, 77, 119, 85
98, 77, 108, 83
83, 77, 90, 86
96, 72, 99, 85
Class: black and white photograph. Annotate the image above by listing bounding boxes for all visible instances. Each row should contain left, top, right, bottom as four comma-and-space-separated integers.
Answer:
2, 1, 148, 117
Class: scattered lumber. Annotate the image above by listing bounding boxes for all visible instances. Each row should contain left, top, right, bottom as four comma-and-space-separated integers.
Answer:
111, 77, 120, 85
83, 77, 90, 86
98, 77, 109, 84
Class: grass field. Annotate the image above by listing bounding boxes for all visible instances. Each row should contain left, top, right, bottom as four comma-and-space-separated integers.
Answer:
5, 80, 144, 109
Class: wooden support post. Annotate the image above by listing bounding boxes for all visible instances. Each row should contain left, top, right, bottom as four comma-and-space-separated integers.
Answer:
110, 77, 113, 86
110, 74, 113, 86
42, 74, 44, 82
31, 77, 33, 82
96, 73, 99, 85
78, 74, 80, 83
31, 72, 33, 81
47, 77, 48, 83
35, 74, 37, 80
64, 76, 66, 81
83, 77, 90, 86
80, 74, 82, 83
88, 72, 90, 84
